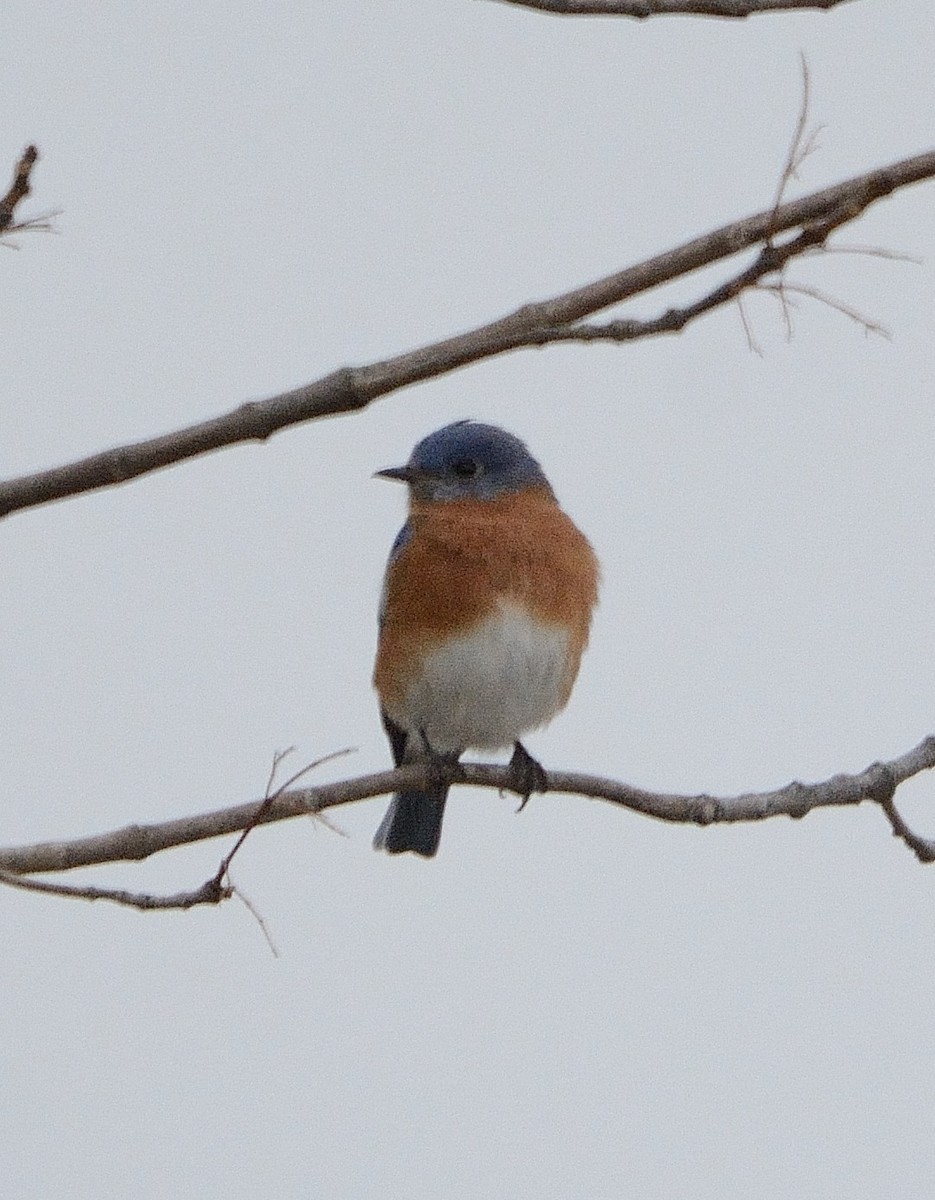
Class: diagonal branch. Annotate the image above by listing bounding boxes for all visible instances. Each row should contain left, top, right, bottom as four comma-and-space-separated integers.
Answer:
487, 0, 857, 19
0, 148, 932, 522
520, 207, 852, 345
1, 735, 934, 907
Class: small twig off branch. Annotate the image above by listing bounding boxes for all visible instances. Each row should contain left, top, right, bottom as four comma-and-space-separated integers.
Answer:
487, 0, 857, 19
1, 734, 934, 914
520, 207, 852, 346
0, 145, 59, 245
0, 147, 932, 522
769, 54, 821, 224
0, 867, 231, 910
0, 145, 39, 233
539, 62, 896, 349
758, 280, 891, 339
0, 750, 355, 915
210, 746, 352, 888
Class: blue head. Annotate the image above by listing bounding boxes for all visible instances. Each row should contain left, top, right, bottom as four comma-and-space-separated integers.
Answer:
376, 421, 553, 503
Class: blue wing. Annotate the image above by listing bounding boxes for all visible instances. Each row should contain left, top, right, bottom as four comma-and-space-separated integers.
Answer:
378, 520, 412, 628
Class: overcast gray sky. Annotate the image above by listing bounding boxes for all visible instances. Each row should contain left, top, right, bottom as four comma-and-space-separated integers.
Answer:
2, 3, 935, 1197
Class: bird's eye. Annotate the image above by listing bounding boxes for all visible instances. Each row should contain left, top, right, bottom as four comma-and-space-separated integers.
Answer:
451, 457, 482, 479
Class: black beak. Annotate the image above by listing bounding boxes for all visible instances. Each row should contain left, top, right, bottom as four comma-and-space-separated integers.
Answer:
374, 465, 417, 483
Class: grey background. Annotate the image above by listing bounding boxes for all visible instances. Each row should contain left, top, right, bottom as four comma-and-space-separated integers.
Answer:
2, 3, 934, 1197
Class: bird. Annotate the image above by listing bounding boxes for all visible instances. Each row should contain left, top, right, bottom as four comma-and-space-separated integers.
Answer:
372, 420, 599, 857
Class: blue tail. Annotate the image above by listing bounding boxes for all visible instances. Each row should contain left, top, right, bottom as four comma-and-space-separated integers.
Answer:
373, 787, 448, 857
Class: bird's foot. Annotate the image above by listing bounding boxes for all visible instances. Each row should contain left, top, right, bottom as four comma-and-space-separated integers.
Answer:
430, 754, 466, 790
417, 730, 465, 789
511, 741, 548, 812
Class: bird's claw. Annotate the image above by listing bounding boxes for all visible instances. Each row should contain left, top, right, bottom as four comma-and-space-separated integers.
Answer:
511, 741, 548, 813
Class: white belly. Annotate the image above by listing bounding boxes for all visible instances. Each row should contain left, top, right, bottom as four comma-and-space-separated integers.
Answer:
401, 600, 572, 753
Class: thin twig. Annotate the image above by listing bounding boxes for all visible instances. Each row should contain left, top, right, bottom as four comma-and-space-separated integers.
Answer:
770, 55, 815, 226
233, 885, 281, 956
212, 746, 353, 889
736, 294, 763, 355
759, 280, 891, 337
822, 244, 920, 264
771, 278, 797, 340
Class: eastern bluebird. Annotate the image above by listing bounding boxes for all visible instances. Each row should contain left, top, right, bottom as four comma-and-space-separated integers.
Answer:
372, 421, 599, 857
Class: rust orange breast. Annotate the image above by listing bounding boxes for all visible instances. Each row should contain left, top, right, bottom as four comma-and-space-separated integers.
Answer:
374, 488, 599, 709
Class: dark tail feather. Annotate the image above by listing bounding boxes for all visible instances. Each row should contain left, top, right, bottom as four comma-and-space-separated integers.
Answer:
373, 788, 448, 857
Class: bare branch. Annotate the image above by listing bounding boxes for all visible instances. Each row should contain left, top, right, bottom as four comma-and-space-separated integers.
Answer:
516, 212, 848, 346
0, 867, 231, 910
1, 736, 934, 903
0, 145, 39, 233
0, 748, 354, 913
487, 0, 857, 18
0, 147, 931, 521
